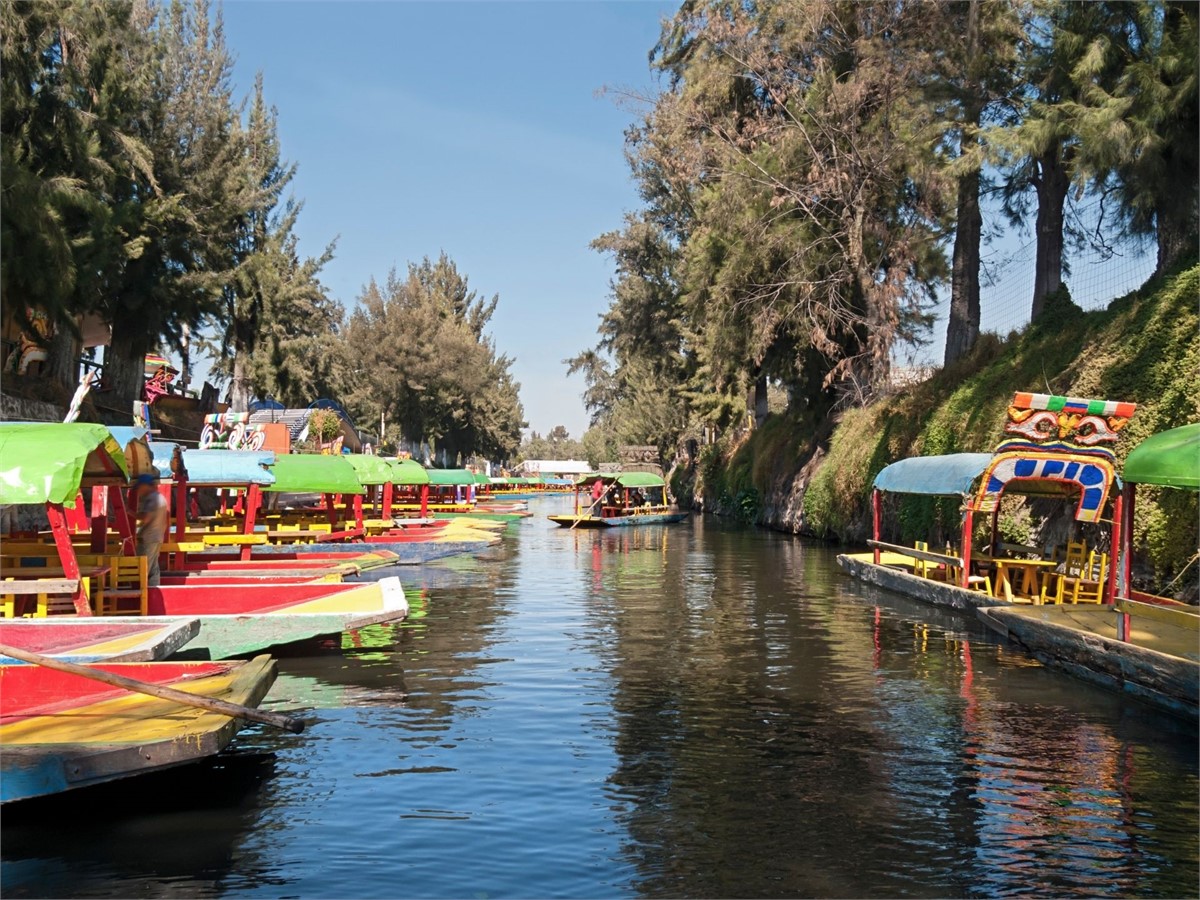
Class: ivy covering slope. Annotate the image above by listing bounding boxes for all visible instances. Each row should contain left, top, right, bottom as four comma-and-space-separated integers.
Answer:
690, 262, 1199, 596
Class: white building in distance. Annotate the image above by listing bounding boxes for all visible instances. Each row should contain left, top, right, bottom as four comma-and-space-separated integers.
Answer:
520, 459, 592, 478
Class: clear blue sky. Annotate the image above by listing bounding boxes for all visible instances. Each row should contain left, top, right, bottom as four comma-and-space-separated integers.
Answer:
219, 1, 676, 439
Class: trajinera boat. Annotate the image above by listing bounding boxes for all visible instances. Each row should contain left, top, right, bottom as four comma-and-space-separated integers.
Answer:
0, 424, 407, 658
0, 655, 278, 803
549, 472, 688, 528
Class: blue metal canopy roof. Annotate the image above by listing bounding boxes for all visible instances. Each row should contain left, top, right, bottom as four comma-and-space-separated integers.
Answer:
108, 426, 149, 448
149, 444, 276, 485
872, 453, 993, 496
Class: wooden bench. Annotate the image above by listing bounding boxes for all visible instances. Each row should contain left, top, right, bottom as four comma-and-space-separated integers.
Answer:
1115, 597, 1200, 629
867, 540, 962, 568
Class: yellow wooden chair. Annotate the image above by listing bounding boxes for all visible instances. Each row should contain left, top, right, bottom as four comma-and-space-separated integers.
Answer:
97, 556, 148, 616
948, 560, 993, 597
912, 541, 931, 579
1057, 551, 1108, 604
1041, 541, 1091, 604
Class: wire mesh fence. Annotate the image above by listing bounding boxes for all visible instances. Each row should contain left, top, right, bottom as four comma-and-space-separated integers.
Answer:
906, 198, 1157, 370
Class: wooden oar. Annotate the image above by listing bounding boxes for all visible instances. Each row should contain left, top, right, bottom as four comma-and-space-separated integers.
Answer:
0, 643, 305, 734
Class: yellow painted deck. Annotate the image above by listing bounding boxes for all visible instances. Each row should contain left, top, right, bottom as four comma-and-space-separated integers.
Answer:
273, 581, 392, 615
70, 629, 176, 658
997, 604, 1200, 663
0, 657, 275, 745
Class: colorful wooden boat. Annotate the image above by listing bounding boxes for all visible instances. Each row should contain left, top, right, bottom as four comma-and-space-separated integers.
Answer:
0, 619, 200, 664
838, 392, 1139, 610
0, 656, 278, 803
549, 472, 688, 528
0, 424, 410, 657
163, 448, 492, 563
972, 421, 1200, 720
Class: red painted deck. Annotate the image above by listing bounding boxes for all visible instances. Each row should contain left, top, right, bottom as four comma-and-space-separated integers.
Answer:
0, 622, 158, 655
0, 661, 231, 721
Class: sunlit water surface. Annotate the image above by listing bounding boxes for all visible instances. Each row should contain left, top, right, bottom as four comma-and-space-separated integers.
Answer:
3, 499, 1197, 898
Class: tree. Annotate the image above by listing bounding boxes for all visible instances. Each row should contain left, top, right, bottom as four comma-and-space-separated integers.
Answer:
340, 255, 525, 461
1065, 1, 1198, 275
588, 0, 948, 439
1, 0, 156, 390
96, 0, 247, 413
938, 0, 1023, 364
202, 74, 337, 411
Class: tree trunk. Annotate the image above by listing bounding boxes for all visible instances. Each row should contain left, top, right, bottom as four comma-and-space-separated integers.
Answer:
104, 325, 150, 423
179, 324, 191, 394
229, 350, 252, 413
753, 374, 768, 428
944, 0, 983, 367
46, 319, 79, 395
1031, 145, 1068, 320
1156, 205, 1197, 276
944, 164, 982, 366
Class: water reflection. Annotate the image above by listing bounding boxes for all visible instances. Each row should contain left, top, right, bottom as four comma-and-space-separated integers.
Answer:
582, 516, 1198, 898
1, 507, 1195, 898
1, 752, 279, 898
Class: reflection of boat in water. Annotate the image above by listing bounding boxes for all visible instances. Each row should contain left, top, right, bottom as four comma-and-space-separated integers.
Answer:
1, 656, 279, 804
263, 622, 413, 710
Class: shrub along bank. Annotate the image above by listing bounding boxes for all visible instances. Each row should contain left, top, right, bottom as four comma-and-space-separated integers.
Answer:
682, 262, 1199, 600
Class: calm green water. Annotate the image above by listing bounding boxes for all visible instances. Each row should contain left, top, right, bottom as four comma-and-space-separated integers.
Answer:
3, 498, 1198, 898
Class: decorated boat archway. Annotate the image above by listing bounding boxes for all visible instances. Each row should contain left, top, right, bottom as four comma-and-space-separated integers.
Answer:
870, 392, 1137, 597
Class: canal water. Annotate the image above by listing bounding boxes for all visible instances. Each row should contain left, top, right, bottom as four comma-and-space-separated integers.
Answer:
3, 498, 1198, 898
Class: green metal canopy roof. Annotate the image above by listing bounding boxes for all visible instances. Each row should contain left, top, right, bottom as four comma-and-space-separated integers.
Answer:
266, 453, 364, 494
1123, 423, 1200, 490
472, 471, 491, 485
572, 471, 665, 488
616, 472, 666, 488
389, 459, 430, 485
344, 454, 395, 486
0, 423, 128, 507
426, 468, 476, 486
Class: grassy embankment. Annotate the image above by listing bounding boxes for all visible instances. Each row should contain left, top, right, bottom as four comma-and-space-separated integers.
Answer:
684, 262, 1199, 598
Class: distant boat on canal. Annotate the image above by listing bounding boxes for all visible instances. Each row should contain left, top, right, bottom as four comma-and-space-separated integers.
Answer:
549, 472, 688, 528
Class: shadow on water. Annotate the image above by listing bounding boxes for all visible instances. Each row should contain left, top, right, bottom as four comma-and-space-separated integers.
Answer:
0, 752, 280, 898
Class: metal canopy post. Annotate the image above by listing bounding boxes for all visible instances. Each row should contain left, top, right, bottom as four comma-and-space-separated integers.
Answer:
871, 489, 882, 565
47, 502, 90, 615
961, 507, 975, 589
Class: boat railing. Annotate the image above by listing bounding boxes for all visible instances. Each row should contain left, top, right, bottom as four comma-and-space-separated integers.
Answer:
1114, 596, 1200, 642
867, 540, 963, 569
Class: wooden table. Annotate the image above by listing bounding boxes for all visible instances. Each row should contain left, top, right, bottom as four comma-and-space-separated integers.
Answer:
266, 530, 329, 544
977, 556, 1059, 604
200, 533, 268, 547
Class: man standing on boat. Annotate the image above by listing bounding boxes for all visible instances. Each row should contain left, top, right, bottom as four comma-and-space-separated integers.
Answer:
135, 474, 168, 586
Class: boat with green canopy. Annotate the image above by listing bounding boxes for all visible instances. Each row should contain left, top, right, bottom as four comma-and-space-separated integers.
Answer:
549, 471, 688, 528
0, 424, 409, 659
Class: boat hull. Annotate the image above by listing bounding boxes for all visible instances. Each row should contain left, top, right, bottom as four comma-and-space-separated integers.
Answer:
0, 656, 278, 803
548, 512, 689, 528
242, 540, 487, 564
836, 552, 1004, 611
149, 577, 409, 657
977, 606, 1199, 720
